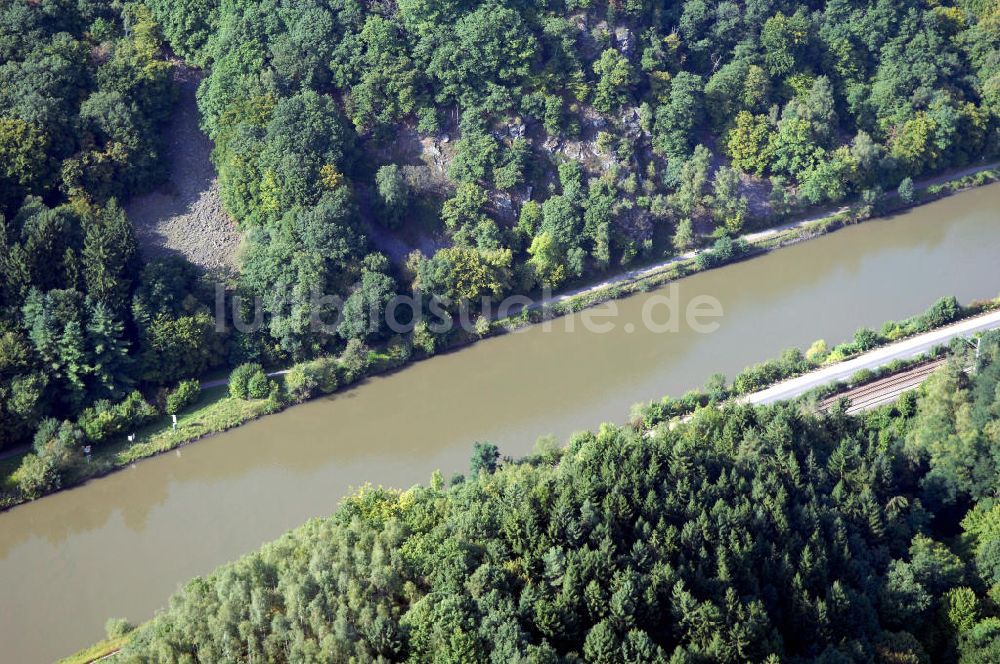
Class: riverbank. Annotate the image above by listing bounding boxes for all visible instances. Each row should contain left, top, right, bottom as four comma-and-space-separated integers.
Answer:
628, 297, 1000, 431
7, 181, 1000, 663
744, 308, 1000, 407
520, 160, 1000, 318
51, 322, 997, 663
4, 288, 996, 515
52, 305, 1000, 664
66, 310, 1000, 664
2, 163, 999, 511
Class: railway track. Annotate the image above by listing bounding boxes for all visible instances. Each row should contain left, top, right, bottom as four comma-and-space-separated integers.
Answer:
817, 358, 949, 414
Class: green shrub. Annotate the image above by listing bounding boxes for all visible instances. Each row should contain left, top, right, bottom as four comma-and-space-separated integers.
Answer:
474, 315, 491, 337
32, 420, 82, 466
77, 392, 158, 444
105, 617, 134, 640
882, 358, 906, 375
470, 441, 500, 476
32, 418, 62, 453
853, 327, 882, 352
851, 368, 876, 385
898, 176, 915, 204
695, 236, 751, 270
732, 342, 812, 394
632, 392, 710, 428
833, 342, 859, 357
806, 339, 828, 363
312, 358, 340, 393
704, 373, 727, 401
285, 358, 340, 402
13, 453, 61, 499
880, 321, 905, 341
680, 389, 707, 411
340, 339, 371, 383
732, 359, 784, 394
165, 380, 200, 415
284, 364, 317, 402
412, 321, 439, 357
121, 391, 159, 423
77, 401, 118, 442
778, 347, 809, 375
919, 296, 961, 331
532, 435, 560, 463
230, 363, 266, 400
247, 372, 271, 399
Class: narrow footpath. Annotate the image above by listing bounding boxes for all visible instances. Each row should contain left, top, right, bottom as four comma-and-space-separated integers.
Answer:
530, 160, 1000, 313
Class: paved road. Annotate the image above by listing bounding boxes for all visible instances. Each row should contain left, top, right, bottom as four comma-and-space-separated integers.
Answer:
744, 309, 1000, 406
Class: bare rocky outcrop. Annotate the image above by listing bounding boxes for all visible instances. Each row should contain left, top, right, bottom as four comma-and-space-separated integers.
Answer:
126, 64, 241, 280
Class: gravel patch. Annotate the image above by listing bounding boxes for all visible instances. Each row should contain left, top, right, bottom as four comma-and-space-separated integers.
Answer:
126, 65, 241, 280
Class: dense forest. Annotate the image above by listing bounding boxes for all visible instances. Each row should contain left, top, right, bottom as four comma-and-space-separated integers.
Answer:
108, 331, 1000, 662
143, 0, 1000, 364
6, 3, 1000, 660
4, 0, 1000, 456
0, 2, 230, 459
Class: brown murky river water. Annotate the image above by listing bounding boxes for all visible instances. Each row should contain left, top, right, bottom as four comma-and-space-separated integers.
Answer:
2, 184, 1000, 662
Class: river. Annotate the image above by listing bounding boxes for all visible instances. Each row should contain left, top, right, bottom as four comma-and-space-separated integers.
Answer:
2, 184, 1000, 662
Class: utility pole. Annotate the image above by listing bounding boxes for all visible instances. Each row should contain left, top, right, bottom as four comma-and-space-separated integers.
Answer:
961, 335, 981, 371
